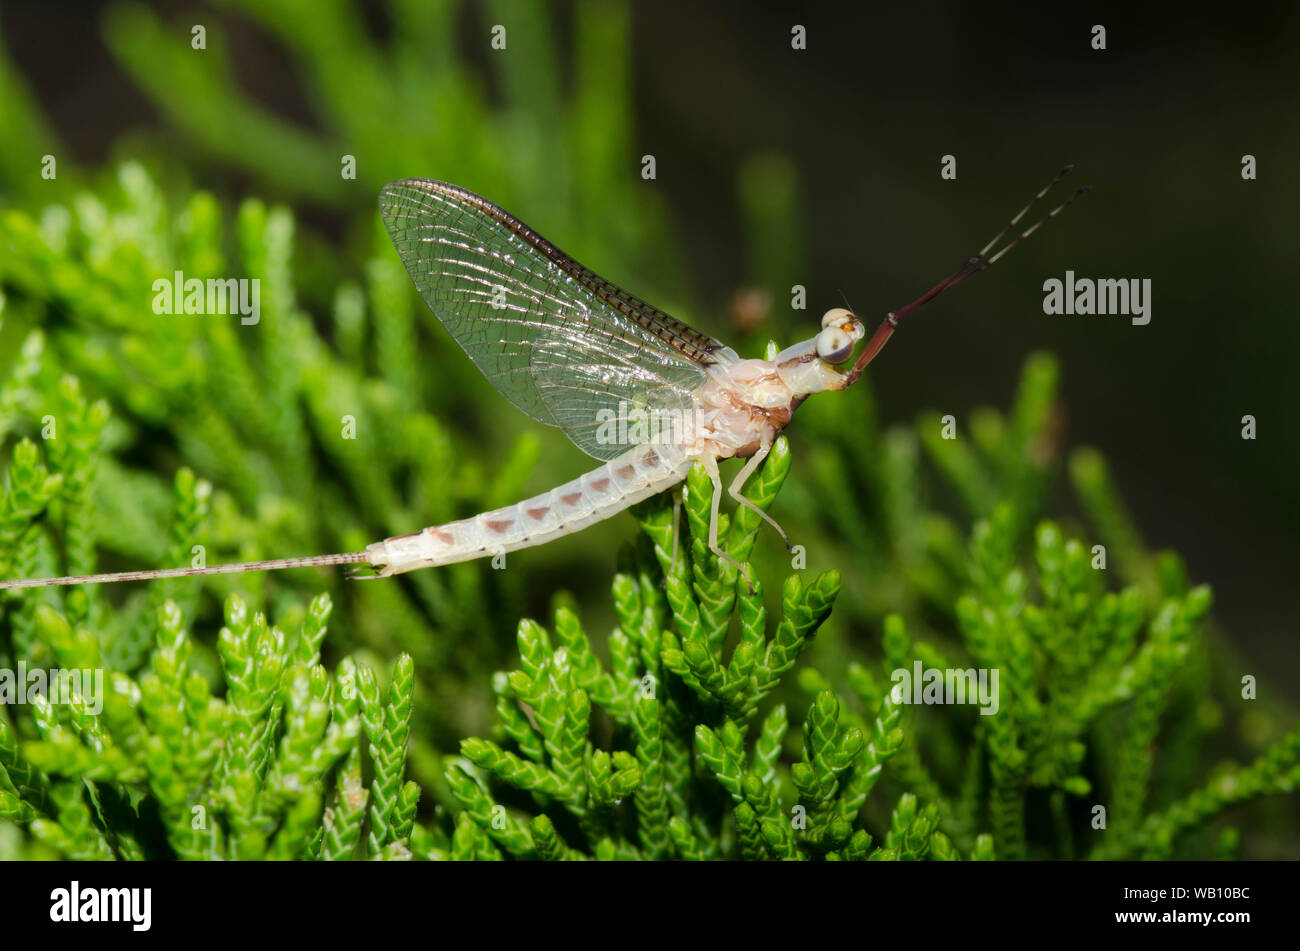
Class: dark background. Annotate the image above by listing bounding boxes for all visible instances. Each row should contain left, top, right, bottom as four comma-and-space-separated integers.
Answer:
3, 0, 1297, 683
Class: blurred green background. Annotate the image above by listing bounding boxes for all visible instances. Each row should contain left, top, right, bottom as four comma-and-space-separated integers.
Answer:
0, 0, 1297, 856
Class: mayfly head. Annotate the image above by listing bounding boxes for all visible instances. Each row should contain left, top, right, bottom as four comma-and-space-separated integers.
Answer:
771, 307, 866, 396
816, 307, 865, 363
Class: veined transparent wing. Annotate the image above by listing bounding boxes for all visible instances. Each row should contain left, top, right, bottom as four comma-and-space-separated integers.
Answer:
379, 179, 735, 460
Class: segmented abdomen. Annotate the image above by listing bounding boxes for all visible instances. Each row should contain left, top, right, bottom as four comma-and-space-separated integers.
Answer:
365, 443, 693, 575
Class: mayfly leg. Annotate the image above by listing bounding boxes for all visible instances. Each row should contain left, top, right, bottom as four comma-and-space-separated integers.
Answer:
726, 436, 790, 550
670, 490, 682, 576
701, 455, 755, 593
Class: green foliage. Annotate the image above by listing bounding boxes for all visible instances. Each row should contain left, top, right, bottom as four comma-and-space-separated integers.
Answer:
427, 442, 1299, 859
2, 338, 1299, 858
0, 587, 416, 860
438, 446, 969, 861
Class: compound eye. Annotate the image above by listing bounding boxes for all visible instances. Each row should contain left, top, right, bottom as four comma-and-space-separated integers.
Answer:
821, 307, 853, 329
816, 327, 854, 364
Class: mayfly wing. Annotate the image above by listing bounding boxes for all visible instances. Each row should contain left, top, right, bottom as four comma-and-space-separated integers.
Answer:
379, 179, 736, 460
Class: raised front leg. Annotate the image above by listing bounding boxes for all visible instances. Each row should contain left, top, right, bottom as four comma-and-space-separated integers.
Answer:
702, 454, 754, 592
727, 436, 791, 550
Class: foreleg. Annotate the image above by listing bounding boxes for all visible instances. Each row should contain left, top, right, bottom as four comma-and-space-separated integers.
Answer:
727, 436, 790, 549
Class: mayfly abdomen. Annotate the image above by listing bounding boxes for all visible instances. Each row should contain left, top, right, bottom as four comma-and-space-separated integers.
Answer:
364, 442, 693, 576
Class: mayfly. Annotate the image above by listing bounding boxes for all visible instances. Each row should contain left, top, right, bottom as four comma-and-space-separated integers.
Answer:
0, 167, 1087, 591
